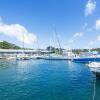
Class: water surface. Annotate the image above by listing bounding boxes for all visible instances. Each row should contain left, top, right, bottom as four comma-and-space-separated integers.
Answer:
0, 59, 100, 100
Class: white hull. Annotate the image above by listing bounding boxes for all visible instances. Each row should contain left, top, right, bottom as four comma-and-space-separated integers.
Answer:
44, 55, 68, 60
17, 54, 31, 60
0, 56, 16, 60
87, 62, 100, 77
87, 62, 100, 68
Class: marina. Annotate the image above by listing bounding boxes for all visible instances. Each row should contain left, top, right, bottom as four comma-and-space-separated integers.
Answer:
0, 49, 100, 100
0, 49, 73, 60
0, 0, 100, 99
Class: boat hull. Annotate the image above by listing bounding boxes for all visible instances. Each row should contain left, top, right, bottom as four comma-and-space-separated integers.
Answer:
92, 71, 100, 78
44, 56, 68, 60
72, 57, 100, 63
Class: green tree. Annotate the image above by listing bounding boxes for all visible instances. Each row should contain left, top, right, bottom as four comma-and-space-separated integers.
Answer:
0, 41, 21, 49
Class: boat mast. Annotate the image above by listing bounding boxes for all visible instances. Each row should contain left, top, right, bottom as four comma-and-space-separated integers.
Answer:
22, 33, 25, 54
36, 39, 40, 55
54, 27, 62, 55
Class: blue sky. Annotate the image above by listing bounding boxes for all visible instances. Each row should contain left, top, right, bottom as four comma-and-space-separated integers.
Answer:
0, 0, 100, 49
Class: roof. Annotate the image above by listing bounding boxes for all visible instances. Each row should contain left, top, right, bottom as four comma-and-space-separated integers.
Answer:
0, 49, 50, 53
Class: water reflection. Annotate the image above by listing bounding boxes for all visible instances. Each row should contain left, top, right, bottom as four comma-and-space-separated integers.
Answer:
0, 59, 17, 69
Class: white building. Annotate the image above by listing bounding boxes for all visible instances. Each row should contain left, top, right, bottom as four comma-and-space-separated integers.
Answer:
0, 49, 50, 58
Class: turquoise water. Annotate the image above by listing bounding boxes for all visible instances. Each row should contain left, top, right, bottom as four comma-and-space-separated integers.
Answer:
0, 59, 100, 100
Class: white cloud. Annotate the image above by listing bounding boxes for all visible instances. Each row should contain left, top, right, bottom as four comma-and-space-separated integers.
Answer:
0, 22, 37, 45
96, 18, 100, 30
85, 0, 96, 16
68, 32, 84, 44
73, 32, 83, 38
89, 41, 95, 45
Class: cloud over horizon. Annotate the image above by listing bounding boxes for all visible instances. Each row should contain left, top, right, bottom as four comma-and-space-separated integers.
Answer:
89, 18, 100, 45
85, 0, 96, 16
73, 32, 83, 38
96, 18, 100, 30
68, 32, 84, 43
0, 19, 37, 45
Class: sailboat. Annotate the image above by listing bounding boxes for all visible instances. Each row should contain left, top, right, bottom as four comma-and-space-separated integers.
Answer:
17, 34, 31, 60
32, 38, 45, 59
44, 28, 68, 60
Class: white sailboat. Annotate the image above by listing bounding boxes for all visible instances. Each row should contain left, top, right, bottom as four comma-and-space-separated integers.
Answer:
31, 38, 46, 59
17, 34, 31, 60
45, 28, 68, 60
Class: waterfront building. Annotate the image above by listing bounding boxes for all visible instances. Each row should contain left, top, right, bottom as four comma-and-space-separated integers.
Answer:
0, 49, 50, 59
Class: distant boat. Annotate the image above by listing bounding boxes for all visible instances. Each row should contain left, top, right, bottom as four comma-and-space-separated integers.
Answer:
72, 50, 100, 63
72, 56, 100, 63
72, 55, 100, 63
87, 62, 100, 78
44, 54, 68, 60
6, 56, 16, 60
17, 54, 31, 60
31, 54, 44, 59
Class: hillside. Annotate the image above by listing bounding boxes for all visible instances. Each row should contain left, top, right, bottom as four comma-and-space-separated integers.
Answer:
0, 41, 21, 49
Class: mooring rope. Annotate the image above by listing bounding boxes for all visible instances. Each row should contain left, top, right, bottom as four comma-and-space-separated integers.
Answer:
93, 75, 96, 100
92, 61, 96, 100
